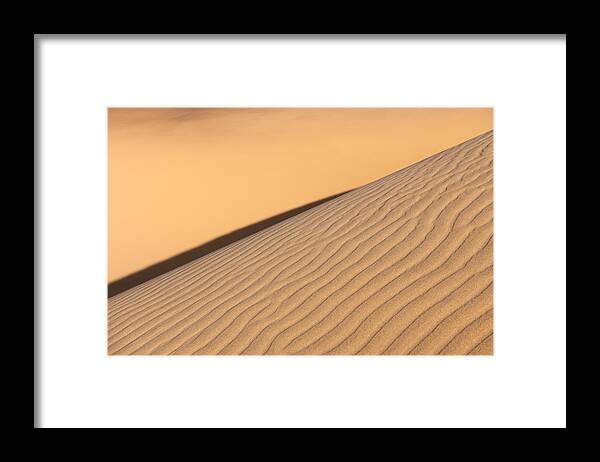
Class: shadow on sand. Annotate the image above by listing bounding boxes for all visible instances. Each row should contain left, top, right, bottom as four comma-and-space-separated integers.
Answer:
108, 189, 352, 298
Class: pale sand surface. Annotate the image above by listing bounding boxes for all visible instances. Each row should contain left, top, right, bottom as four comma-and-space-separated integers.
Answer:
109, 108, 492, 282
108, 131, 493, 355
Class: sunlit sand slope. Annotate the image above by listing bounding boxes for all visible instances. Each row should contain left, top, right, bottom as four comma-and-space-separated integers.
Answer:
108, 131, 493, 355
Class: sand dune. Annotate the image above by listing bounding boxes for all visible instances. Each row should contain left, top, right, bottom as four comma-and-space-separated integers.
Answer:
108, 190, 351, 297
109, 108, 492, 282
108, 131, 493, 355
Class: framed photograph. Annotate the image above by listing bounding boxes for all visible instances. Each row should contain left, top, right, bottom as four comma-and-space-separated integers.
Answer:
34, 34, 566, 428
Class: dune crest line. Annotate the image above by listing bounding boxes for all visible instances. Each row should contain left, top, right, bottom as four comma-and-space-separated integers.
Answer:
108, 131, 493, 355
108, 190, 352, 297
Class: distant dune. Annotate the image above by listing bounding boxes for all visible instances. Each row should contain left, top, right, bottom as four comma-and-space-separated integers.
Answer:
109, 108, 492, 282
108, 131, 493, 355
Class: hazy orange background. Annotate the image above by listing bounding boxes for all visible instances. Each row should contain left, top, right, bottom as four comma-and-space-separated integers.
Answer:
109, 108, 492, 282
